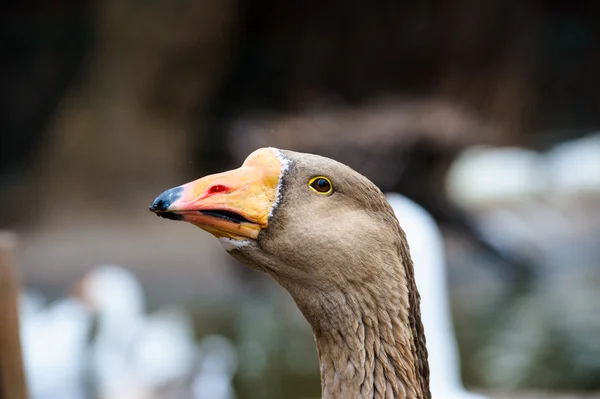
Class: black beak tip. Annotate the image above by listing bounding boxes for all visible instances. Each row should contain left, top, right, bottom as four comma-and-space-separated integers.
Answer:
149, 186, 184, 213
149, 200, 163, 212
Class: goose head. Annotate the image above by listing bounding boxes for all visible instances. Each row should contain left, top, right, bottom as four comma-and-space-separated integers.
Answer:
150, 147, 430, 398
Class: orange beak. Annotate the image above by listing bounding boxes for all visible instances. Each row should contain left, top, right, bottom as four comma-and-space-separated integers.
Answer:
149, 148, 283, 240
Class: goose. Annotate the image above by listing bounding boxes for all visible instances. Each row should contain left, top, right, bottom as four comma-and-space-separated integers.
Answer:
151, 147, 431, 398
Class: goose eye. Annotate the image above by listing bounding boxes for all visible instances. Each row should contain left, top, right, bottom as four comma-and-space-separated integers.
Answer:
309, 176, 333, 195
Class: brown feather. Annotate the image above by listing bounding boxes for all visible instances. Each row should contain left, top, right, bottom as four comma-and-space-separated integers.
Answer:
229, 149, 432, 398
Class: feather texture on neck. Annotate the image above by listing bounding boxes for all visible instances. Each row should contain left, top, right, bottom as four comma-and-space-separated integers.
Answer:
285, 231, 430, 399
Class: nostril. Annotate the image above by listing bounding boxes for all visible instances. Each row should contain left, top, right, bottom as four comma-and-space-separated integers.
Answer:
208, 184, 228, 195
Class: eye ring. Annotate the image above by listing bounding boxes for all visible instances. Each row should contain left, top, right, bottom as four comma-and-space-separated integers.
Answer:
308, 176, 333, 195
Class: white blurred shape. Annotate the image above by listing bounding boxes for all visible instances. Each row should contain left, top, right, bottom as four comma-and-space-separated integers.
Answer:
544, 132, 600, 197
386, 193, 487, 399
132, 307, 199, 388
192, 335, 238, 399
19, 290, 92, 399
446, 146, 548, 209
80, 264, 199, 399
82, 265, 147, 399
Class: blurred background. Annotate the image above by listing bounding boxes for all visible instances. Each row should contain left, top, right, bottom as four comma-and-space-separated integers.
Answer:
2, 1, 600, 398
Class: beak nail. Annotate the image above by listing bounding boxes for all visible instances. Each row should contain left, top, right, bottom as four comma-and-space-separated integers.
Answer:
149, 186, 184, 212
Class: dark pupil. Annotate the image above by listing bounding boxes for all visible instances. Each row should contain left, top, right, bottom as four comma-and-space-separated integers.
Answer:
316, 179, 329, 190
